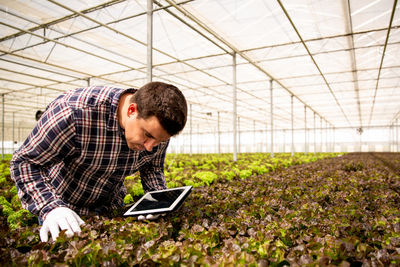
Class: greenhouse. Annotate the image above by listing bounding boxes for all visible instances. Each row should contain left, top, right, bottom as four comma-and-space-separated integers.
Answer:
0, 0, 399, 266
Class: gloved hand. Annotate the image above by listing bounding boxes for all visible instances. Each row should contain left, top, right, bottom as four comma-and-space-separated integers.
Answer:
137, 213, 165, 221
39, 207, 85, 242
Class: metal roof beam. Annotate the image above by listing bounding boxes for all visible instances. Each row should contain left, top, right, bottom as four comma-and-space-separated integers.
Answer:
0, 67, 82, 89
368, 0, 398, 126
0, 7, 143, 68
44, 0, 291, 123
277, 0, 352, 128
390, 110, 400, 125
46, 0, 267, 107
0, 21, 144, 74
0, 49, 134, 91
241, 25, 400, 53
159, 0, 337, 128
142, 25, 400, 65
0, 0, 126, 43
153, 0, 230, 53
0, 64, 281, 128
0, 0, 195, 44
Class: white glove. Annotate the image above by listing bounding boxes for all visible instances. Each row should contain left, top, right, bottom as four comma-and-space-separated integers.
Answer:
40, 207, 85, 242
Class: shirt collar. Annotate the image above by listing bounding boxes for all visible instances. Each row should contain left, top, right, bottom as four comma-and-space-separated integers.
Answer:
107, 87, 137, 132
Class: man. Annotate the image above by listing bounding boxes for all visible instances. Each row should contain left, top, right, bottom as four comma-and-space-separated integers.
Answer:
10, 82, 187, 242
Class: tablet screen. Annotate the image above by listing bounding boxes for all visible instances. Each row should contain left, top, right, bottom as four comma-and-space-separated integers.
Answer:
123, 186, 192, 217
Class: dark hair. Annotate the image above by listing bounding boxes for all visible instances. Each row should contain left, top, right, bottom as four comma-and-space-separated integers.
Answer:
131, 82, 187, 136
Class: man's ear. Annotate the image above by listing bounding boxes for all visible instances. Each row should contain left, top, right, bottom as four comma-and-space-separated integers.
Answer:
127, 103, 137, 117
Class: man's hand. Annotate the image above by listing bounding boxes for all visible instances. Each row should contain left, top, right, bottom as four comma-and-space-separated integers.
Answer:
137, 214, 165, 221
39, 207, 85, 242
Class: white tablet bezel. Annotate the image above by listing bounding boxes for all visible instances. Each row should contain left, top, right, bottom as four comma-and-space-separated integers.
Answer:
123, 186, 192, 217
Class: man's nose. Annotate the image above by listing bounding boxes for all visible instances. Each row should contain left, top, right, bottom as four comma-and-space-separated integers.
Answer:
144, 140, 156, 151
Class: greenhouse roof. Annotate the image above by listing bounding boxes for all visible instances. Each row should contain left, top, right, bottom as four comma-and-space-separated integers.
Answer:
0, 0, 399, 135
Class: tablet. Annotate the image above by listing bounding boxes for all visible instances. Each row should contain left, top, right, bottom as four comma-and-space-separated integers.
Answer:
123, 186, 192, 217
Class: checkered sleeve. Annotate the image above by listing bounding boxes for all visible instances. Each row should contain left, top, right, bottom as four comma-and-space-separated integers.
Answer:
139, 140, 169, 192
10, 101, 78, 220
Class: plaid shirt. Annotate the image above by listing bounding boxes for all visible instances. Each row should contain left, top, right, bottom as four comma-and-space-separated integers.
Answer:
10, 86, 168, 220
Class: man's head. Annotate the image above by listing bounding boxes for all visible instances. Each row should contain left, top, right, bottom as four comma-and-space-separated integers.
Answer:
131, 82, 187, 137
121, 81, 187, 151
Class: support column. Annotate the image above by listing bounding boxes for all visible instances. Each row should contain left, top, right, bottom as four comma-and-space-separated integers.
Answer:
270, 80, 274, 158
393, 124, 396, 152
266, 126, 268, 153
359, 126, 362, 153
238, 117, 241, 154
333, 127, 336, 153
389, 125, 392, 152
232, 53, 237, 162
213, 127, 216, 154
147, 0, 153, 82
392, 125, 394, 152
397, 118, 399, 152
291, 95, 294, 157
304, 105, 307, 154
217, 111, 221, 154
392, 124, 395, 152
283, 129, 286, 153
12, 112, 15, 153
320, 117, 323, 152
327, 124, 331, 152
319, 117, 323, 152
253, 120, 256, 152
189, 103, 192, 156
322, 119, 324, 152
197, 124, 200, 154
1, 94, 4, 159
325, 120, 328, 152
313, 112, 316, 154
175, 136, 180, 154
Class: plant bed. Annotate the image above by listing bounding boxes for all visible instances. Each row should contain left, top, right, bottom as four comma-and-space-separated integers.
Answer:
1, 152, 399, 266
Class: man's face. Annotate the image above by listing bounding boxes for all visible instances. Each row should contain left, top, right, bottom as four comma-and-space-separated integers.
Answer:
124, 104, 171, 151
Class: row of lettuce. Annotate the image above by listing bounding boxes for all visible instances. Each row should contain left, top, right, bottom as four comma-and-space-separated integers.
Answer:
0, 155, 38, 231
6, 152, 399, 266
0, 152, 341, 230
123, 152, 341, 203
